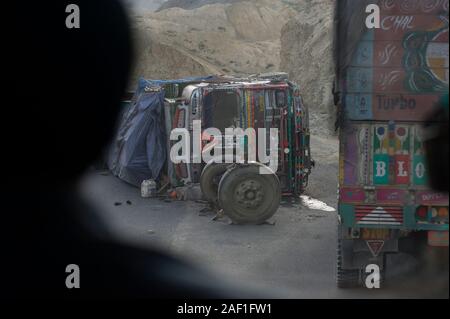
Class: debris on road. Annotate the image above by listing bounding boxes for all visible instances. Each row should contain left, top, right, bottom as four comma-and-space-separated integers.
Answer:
306, 214, 327, 222
174, 184, 204, 201
199, 206, 213, 216
264, 219, 276, 226
141, 179, 157, 198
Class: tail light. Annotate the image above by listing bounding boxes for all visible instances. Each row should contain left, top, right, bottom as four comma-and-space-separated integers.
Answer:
416, 206, 449, 224
438, 207, 448, 218
431, 207, 438, 218
416, 206, 428, 221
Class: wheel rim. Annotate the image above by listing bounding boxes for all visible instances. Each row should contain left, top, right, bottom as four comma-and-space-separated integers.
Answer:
218, 163, 281, 224
234, 179, 265, 208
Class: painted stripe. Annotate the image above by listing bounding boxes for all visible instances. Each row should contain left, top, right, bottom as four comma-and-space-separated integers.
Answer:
356, 212, 403, 216
357, 211, 402, 213
357, 221, 402, 225
358, 218, 401, 221
358, 217, 402, 220
356, 207, 403, 210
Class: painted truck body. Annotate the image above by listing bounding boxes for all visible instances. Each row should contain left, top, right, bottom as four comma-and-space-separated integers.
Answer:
112, 74, 312, 225
156, 75, 312, 196
335, 0, 449, 287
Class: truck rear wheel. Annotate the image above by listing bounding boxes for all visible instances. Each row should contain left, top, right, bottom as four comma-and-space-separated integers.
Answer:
200, 162, 232, 205
336, 239, 360, 288
218, 163, 281, 225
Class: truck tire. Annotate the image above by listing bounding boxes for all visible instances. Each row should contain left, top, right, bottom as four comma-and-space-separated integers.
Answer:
200, 162, 232, 205
218, 163, 281, 225
336, 238, 387, 288
336, 239, 360, 288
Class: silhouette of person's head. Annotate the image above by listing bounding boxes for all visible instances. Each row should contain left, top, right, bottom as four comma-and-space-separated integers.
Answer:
9, 0, 133, 186
425, 93, 449, 193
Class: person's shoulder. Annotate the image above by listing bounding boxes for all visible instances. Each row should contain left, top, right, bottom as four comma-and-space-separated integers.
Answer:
67, 239, 232, 298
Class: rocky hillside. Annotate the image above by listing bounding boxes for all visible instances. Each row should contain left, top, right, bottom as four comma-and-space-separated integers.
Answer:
131, 0, 296, 80
280, 0, 336, 136
125, 0, 167, 12
130, 0, 336, 136
157, 0, 245, 11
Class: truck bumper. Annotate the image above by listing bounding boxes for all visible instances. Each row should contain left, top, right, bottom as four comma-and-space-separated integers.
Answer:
428, 231, 449, 247
340, 237, 398, 270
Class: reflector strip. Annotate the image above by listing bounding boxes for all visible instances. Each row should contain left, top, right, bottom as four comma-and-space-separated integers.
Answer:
356, 206, 403, 225
366, 240, 385, 257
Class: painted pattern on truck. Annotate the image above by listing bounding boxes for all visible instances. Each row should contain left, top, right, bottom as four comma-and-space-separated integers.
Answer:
344, 1, 449, 121
340, 122, 429, 189
338, 0, 449, 230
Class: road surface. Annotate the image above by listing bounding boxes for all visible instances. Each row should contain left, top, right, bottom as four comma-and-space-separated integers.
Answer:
79, 136, 448, 298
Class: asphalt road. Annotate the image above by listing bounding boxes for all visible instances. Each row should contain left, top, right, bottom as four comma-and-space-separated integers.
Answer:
79, 136, 448, 298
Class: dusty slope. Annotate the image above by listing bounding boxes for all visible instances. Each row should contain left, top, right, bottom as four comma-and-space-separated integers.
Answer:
130, 0, 336, 136
130, 0, 300, 81
280, 0, 336, 136
125, 0, 167, 11
131, 18, 220, 80
158, 0, 245, 11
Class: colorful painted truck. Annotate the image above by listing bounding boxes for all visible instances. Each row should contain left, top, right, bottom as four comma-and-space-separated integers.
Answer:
335, 0, 449, 287
164, 74, 312, 224
111, 74, 313, 224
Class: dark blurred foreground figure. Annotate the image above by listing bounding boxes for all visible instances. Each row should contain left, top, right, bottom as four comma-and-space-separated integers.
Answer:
3, 0, 249, 298
424, 94, 449, 193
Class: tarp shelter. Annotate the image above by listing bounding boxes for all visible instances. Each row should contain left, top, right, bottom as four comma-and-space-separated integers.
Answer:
108, 76, 216, 187
107, 79, 167, 187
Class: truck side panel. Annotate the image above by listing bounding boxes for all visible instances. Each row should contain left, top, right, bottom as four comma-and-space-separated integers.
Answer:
337, 0, 449, 232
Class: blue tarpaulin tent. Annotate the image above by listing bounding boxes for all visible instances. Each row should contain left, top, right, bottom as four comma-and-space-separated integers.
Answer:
108, 76, 216, 187
108, 76, 217, 187
107, 81, 167, 187
139, 75, 216, 87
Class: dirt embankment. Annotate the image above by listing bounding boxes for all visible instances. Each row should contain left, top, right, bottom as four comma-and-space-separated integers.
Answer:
130, 1, 294, 81
280, 0, 336, 137
130, 0, 337, 136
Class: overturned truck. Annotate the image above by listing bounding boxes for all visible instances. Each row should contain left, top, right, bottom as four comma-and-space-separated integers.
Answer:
108, 73, 313, 224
